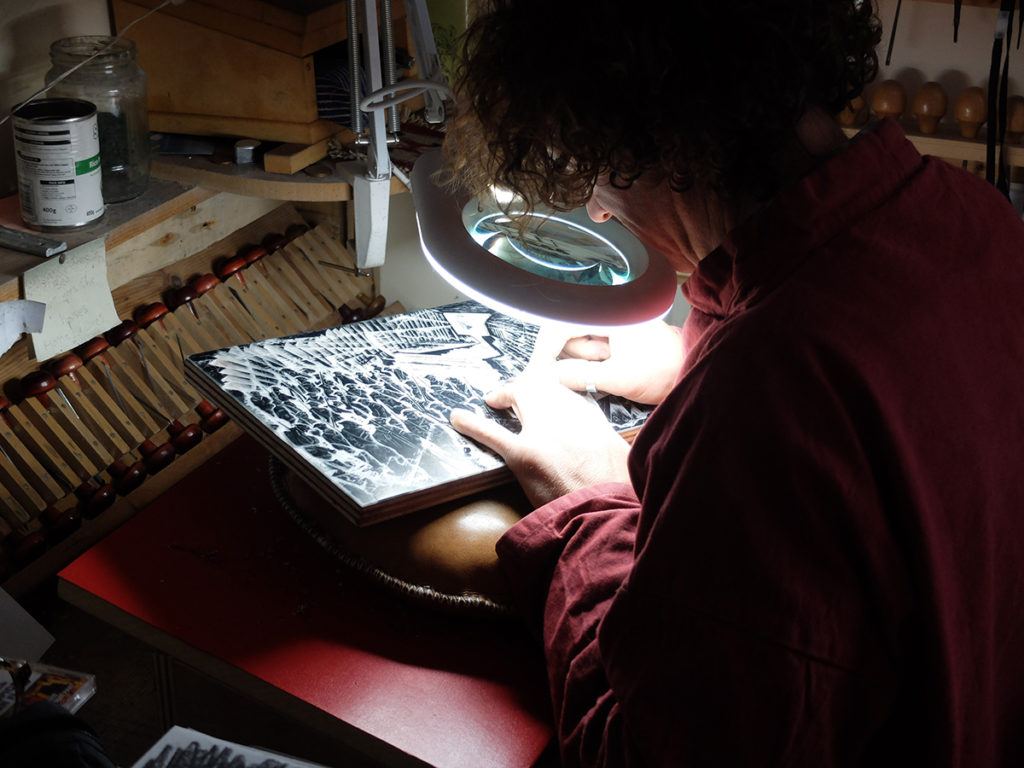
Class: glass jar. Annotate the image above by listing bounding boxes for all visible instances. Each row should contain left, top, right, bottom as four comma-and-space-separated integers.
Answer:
45, 36, 150, 203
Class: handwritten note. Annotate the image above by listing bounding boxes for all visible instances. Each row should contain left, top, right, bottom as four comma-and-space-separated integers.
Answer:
22, 237, 120, 360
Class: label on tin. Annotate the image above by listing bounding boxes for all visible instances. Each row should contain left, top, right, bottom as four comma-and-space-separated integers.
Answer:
14, 112, 105, 229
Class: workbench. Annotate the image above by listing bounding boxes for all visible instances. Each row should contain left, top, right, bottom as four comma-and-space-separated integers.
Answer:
57, 434, 554, 768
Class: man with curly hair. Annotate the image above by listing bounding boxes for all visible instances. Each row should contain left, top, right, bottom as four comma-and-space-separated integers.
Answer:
445, 1, 1024, 765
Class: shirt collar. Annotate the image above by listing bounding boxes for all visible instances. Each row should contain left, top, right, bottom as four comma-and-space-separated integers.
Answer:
682, 119, 924, 317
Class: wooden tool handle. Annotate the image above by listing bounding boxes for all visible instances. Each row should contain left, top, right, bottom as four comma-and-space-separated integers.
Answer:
339, 304, 364, 324
109, 458, 147, 495
871, 80, 907, 121
140, 440, 176, 474
261, 232, 286, 253
169, 421, 203, 453
167, 285, 198, 310
134, 302, 169, 328
955, 87, 987, 139
41, 505, 81, 543
76, 337, 111, 361
105, 320, 140, 347
20, 370, 58, 398
196, 401, 228, 434
239, 245, 267, 265
362, 294, 386, 319
215, 256, 248, 281
49, 353, 84, 379
190, 273, 220, 296
75, 480, 116, 520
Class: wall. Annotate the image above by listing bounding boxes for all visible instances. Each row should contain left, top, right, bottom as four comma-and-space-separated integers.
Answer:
0, 0, 110, 195
878, 0, 1024, 100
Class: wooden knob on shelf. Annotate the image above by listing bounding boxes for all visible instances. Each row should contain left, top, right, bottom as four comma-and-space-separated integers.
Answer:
239, 244, 267, 265
196, 401, 228, 434
76, 337, 110, 362
284, 223, 309, 242
134, 302, 169, 328
8, 528, 47, 566
911, 82, 948, 135
48, 353, 84, 381
167, 284, 198, 311
20, 370, 58, 398
104, 320, 139, 347
215, 256, 248, 281
837, 95, 867, 127
1008, 95, 1024, 143
140, 439, 175, 474
41, 505, 81, 542
76, 480, 116, 520
871, 80, 907, 122
109, 458, 147, 495
190, 273, 220, 296
955, 87, 987, 139
261, 232, 287, 253
169, 421, 202, 454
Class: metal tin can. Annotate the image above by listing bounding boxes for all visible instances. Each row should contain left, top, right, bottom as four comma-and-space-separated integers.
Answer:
13, 97, 105, 231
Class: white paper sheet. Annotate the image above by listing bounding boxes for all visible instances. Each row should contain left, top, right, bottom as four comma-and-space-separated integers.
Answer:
0, 300, 45, 358
0, 587, 53, 661
132, 726, 327, 768
22, 237, 119, 361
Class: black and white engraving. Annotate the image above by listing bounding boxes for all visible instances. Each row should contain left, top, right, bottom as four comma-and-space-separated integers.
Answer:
132, 727, 325, 768
187, 301, 650, 518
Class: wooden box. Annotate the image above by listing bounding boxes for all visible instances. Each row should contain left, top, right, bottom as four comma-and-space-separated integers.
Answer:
112, 0, 408, 144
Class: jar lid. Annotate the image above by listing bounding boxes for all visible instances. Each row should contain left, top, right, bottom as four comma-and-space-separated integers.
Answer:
50, 36, 137, 65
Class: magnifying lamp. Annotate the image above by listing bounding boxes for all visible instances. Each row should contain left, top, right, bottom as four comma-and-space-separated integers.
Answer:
410, 149, 677, 330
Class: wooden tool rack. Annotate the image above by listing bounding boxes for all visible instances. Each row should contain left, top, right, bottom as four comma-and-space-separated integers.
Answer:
0, 177, 386, 598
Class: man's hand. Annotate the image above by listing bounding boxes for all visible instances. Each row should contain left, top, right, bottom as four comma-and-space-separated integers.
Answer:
533, 321, 685, 405
450, 374, 631, 508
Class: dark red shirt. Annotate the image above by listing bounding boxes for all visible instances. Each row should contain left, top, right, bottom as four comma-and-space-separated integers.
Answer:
497, 120, 1024, 767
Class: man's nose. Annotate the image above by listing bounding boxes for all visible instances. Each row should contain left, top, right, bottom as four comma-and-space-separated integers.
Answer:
586, 196, 613, 223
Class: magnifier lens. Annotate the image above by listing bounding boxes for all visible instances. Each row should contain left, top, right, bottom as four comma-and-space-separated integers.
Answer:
463, 204, 633, 287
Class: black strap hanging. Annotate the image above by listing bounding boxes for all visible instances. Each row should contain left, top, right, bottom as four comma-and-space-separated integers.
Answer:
1018, 1, 1023, 49
954, 0, 963, 42
885, 0, 903, 66
986, 0, 1016, 195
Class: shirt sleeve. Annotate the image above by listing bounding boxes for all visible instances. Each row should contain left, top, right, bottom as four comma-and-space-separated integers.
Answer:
496, 482, 642, 766
496, 326, 910, 768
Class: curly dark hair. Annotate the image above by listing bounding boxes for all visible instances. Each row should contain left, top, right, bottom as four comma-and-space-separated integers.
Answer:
443, 0, 881, 208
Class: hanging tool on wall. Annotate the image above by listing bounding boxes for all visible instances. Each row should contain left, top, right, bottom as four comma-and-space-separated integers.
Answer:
985, 0, 1021, 196
885, 0, 903, 66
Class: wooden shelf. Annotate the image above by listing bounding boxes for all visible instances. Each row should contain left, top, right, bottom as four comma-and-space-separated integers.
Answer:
152, 156, 409, 202
843, 123, 1024, 166
0, 180, 212, 290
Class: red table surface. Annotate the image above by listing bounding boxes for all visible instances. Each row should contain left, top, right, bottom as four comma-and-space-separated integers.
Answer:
59, 435, 553, 768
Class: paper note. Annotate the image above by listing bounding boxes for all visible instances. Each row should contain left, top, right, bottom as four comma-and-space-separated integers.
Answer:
0, 300, 45, 358
22, 237, 119, 361
0, 587, 53, 661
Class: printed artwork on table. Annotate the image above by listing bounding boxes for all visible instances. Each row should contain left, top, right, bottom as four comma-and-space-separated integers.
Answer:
188, 301, 650, 511
133, 726, 326, 768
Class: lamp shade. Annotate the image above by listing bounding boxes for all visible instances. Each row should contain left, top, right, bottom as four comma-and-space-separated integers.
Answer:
410, 149, 677, 329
